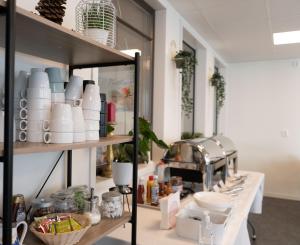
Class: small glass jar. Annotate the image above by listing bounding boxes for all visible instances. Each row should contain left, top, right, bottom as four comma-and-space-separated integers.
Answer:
84, 196, 101, 225
51, 190, 76, 213
171, 176, 183, 193
30, 197, 55, 222
68, 185, 90, 213
101, 191, 123, 219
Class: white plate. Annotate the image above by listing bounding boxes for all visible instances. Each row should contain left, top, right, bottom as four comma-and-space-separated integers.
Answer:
193, 192, 232, 212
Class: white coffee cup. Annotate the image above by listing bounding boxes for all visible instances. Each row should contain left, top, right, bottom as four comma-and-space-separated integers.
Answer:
66, 99, 82, 107
83, 109, 100, 120
50, 120, 73, 133
19, 98, 28, 109
28, 109, 51, 121
51, 103, 72, 121
85, 130, 99, 141
51, 92, 65, 104
82, 84, 101, 111
27, 120, 50, 132
15, 71, 29, 99
72, 106, 85, 132
28, 71, 49, 88
73, 132, 86, 143
44, 131, 73, 144
65, 75, 83, 101
85, 119, 100, 131
27, 98, 51, 110
19, 108, 28, 120
19, 119, 28, 131
27, 130, 44, 143
27, 87, 51, 99
18, 130, 27, 142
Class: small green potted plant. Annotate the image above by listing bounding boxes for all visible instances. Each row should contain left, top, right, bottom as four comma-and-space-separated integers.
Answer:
111, 117, 169, 186
82, 3, 113, 45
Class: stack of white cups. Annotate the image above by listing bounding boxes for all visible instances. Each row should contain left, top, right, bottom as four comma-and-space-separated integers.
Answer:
82, 83, 101, 141
26, 69, 51, 143
65, 75, 85, 143
15, 71, 29, 142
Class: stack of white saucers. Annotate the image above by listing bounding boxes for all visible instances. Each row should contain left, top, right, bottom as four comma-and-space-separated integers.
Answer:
44, 103, 73, 144
45, 67, 65, 105
82, 83, 100, 141
26, 69, 51, 143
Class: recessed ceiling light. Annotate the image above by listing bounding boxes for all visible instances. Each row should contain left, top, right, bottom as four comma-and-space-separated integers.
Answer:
273, 31, 300, 45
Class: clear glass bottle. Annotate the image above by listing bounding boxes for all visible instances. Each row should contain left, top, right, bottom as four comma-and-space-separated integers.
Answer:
84, 188, 101, 225
151, 175, 159, 206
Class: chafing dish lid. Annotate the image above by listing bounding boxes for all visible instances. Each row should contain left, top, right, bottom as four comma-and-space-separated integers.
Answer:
211, 135, 236, 154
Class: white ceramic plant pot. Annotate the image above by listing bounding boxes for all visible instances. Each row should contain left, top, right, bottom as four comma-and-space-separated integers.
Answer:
112, 162, 133, 186
84, 28, 109, 45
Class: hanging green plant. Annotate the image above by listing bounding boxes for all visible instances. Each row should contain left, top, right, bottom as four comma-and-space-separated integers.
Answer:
174, 50, 197, 118
210, 68, 225, 114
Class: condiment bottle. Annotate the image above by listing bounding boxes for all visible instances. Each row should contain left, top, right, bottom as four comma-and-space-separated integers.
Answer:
137, 177, 145, 204
151, 176, 159, 206
146, 176, 154, 204
12, 194, 26, 222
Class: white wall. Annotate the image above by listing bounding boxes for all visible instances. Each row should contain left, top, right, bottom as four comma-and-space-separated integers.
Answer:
226, 59, 300, 201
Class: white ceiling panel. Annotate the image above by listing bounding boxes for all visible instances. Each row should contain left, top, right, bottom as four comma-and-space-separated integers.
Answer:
169, 0, 300, 62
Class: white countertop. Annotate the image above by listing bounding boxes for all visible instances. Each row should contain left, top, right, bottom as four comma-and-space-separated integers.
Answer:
105, 171, 265, 245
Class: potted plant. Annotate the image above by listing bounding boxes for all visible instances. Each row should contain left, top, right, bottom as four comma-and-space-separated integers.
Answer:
82, 3, 113, 45
174, 50, 197, 118
111, 117, 169, 186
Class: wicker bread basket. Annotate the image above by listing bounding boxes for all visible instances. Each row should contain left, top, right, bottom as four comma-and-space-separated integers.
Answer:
30, 213, 91, 245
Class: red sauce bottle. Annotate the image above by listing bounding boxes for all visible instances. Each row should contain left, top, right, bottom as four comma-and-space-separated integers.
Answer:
137, 177, 145, 204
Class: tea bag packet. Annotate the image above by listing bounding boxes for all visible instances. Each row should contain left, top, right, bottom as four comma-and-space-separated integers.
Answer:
160, 191, 180, 229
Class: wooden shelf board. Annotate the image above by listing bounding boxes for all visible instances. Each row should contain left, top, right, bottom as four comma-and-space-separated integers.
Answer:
25, 212, 132, 245
0, 1, 134, 66
0, 135, 132, 156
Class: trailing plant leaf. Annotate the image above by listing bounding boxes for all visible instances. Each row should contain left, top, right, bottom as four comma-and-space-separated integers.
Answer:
174, 50, 197, 118
181, 131, 204, 140
210, 69, 225, 115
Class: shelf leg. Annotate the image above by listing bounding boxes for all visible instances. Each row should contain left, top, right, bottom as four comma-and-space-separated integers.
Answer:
67, 150, 72, 187
3, 0, 16, 244
131, 52, 140, 245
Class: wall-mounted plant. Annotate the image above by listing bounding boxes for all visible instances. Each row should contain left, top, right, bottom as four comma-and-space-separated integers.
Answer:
174, 50, 197, 118
210, 68, 225, 115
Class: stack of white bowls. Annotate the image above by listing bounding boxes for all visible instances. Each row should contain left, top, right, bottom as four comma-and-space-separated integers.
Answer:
82, 84, 101, 141
26, 69, 51, 143
44, 103, 73, 144
14, 71, 29, 142
65, 75, 85, 142
45, 67, 65, 105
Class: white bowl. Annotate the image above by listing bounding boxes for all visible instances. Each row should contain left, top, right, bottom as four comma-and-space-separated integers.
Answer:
27, 130, 44, 143
85, 119, 100, 131
44, 131, 73, 144
51, 92, 65, 103
27, 88, 51, 99
73, 132, 86, 143
51, 103, 72, 121
27, 98, 51, 110
193, 192, 232, 212
50, 120, 73, 133
85, 131, 99, 141
28, 109, 51, 121
83, 109, 100, 120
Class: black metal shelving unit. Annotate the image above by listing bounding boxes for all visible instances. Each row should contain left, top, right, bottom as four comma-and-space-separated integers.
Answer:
1, 1, 139, 244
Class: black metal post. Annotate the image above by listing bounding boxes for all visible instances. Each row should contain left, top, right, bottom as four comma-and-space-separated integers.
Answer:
131, 53, 140, 245
67, 150, 72, 187
3, 0, 16, 244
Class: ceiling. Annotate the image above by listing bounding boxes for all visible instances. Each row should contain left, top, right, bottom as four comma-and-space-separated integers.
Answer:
169, 0, 300, 63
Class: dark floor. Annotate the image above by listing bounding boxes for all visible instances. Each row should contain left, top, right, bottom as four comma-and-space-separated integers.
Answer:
249, 197, 300, 245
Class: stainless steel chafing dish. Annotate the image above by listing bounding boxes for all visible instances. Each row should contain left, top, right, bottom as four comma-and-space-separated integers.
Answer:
162, 137, 227, 191
211, 135, 238, 174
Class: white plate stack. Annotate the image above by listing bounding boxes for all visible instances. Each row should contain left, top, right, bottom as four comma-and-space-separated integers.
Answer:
82, 83, 101, 141
26, 69, 51, 143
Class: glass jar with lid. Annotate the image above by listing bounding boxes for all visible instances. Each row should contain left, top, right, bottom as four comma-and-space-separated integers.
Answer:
101, 191, 123, 219
68, 185, 90, 213
51, 189, 76, 213
30, 197, 55, 222
84, 195, 101, 225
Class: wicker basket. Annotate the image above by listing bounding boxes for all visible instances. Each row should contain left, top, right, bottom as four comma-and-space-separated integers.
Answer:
30, 213, 91, 245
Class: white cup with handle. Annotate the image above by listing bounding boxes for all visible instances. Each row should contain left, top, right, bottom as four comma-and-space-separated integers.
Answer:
19, 119, 28, 131
0, 221, 28, 245
51, 103, 72, 121
28, 109, 51, 121
27, 87, 51, 99
44, 131, 73, 144
65, 75, 83, 101
18, 130, 27, 142
27, 120, 50, 132
19, 108, 28, 120
27, 98, 51, 110
82, 84, 101, 111
28, 71, 49, 88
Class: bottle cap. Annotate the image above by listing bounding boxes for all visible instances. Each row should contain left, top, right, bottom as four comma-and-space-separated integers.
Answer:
149, 176, 154, 181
